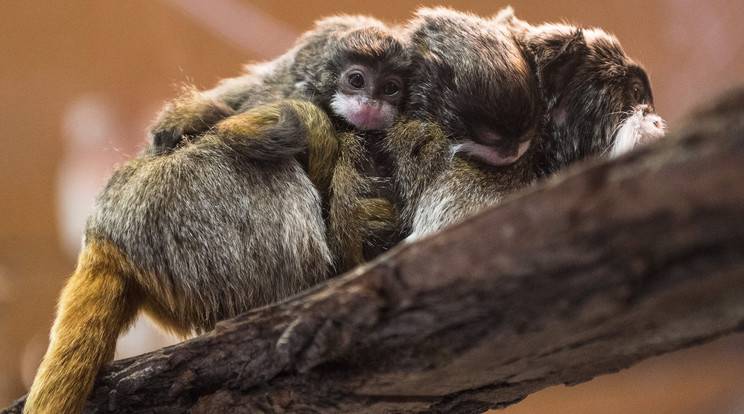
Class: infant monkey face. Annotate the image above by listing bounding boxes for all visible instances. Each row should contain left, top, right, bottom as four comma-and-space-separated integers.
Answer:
331, 64, 403, 130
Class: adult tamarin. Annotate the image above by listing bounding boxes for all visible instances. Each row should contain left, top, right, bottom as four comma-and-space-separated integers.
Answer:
381, 7, 542, 240
23, 17, 411, 414
510, 15, 667, 176
23, 101, 336, 414
385, 8, 666, 241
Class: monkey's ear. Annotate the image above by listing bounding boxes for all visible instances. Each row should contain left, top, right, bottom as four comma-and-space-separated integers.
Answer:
534, 29, 587, 101
491, 6, 515, 23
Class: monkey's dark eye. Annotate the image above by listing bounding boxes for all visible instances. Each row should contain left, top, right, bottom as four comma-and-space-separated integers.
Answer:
348, 73, 365, 89
383, 81, 400, 96
632, 83, 645, 104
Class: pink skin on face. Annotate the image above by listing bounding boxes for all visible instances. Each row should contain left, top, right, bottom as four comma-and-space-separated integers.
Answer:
331, 93, 396, 130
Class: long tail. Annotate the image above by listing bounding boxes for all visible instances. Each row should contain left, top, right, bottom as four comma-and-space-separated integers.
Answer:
24, 240, 140, 414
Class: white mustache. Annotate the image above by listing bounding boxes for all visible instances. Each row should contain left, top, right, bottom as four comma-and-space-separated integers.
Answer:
610, 108, 667, 158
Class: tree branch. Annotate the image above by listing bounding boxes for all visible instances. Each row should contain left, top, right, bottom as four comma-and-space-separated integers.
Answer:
5, 87, 744, 413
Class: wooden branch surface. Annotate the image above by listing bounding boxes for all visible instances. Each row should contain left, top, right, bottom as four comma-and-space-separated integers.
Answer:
5, 88, 744, 413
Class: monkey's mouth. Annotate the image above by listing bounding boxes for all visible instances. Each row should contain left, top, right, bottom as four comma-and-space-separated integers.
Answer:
452, 139, 531, 166
347, 106, 391, 130
609, 107, 666, 158
452, 128, 532, 166
330, 94, 396, 131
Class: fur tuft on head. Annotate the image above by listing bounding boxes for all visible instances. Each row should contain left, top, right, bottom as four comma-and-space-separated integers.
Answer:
404, 7, 540, 166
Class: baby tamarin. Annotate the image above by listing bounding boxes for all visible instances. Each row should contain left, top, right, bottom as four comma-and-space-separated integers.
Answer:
23, 17, 410, 414
149, 14, 409, 154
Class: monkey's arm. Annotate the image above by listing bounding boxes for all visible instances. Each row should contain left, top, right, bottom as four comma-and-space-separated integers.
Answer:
148, 64, 289, 155
212, 99, 340, 204
383, 119, 451, 232
147, 52, 300, 155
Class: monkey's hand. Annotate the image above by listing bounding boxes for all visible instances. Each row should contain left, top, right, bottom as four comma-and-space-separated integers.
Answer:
149, 88, 236, 154
356, 197, 400, 262
356, 197, 398, 234
386, 118, 448, 159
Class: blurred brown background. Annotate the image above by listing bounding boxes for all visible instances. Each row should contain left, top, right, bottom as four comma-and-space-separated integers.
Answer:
1, 1, 743, 412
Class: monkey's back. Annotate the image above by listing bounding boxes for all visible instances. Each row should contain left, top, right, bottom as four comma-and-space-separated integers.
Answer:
85, 139, 332, 334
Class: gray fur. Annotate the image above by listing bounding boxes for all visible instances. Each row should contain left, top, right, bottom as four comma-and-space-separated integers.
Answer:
86, 130, 332, 333
408, 157, 536, 241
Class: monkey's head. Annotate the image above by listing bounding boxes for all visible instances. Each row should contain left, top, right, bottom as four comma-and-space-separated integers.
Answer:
404, 7, 541, 166
523, 24, 666, 175
324, 26, 412, 131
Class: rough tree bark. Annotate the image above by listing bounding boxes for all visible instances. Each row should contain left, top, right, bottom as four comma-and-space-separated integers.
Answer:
5, 87, 744, 413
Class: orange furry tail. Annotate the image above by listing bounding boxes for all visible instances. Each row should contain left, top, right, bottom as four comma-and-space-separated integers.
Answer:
24, 240, 141, 414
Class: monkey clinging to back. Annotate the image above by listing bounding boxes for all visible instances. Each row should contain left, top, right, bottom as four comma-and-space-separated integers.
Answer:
22, 16, 411, 414
148, 14, 410, 155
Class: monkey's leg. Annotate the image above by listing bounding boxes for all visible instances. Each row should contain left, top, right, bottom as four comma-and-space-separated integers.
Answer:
331, 195, 398, 272
383, 119, 451, 233
24, 240, 141, 414
214, 99, 339, 203
327, 130, 398, 271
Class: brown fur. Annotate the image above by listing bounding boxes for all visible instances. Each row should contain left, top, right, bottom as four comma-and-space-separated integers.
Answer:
148, 15, 410, 155
147, 16, 410, 271
25, 241, 141, 414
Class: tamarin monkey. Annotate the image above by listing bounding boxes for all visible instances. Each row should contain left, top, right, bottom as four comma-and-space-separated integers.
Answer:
23, 101, 335, 414
388, 8, 666, 241
381, 7, 542, 240
505, 13, 666, 176
148, 14, 409, 155
147, 15, 411, 272
23, 17, 410, 414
